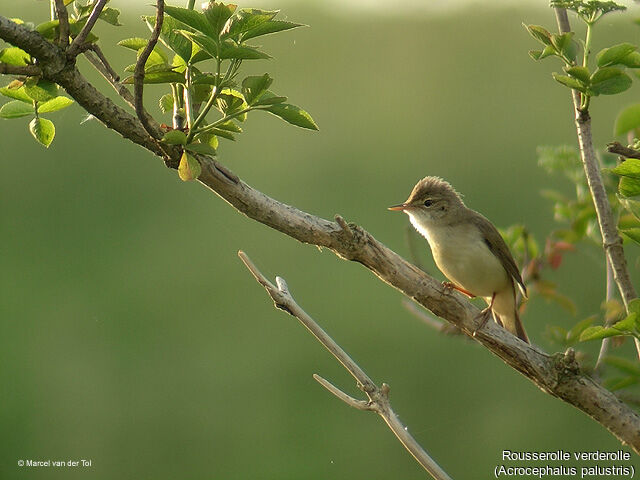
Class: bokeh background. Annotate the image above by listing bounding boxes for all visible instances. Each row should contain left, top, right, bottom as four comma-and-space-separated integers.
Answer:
2, 0, 640, 478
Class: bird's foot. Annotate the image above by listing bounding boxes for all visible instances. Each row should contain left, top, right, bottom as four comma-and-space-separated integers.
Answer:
472, 307, 493, 337
442, 281, 474, 298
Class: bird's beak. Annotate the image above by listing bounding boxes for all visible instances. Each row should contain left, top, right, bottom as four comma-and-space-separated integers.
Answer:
388, 203, 408, 211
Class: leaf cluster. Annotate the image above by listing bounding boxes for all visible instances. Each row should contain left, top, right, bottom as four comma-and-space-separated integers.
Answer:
115, 1, 317, 180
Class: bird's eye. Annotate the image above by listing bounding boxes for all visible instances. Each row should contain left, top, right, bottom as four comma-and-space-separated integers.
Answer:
424, 199, 433, 207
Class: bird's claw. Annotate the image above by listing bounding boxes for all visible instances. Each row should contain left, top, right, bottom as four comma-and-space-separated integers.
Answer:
472, 307, 493, 337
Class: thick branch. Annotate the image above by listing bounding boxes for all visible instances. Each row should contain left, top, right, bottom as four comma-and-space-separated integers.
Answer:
134, 0, 165, 140
238, 252, 453, 480
68, 0, 107, 57
0, 62, 41, 76
1, 10, 639, 454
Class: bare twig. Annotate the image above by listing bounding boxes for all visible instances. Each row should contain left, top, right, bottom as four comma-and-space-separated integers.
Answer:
53, 0, 70, 47
596, 258, 617, 373
238, 251, 454, 480
83, 48, 137, 110
134, 0, 165, 140
402, 299, 463, 335
553, 8, 640, 359
2, 13, 640, 453
89, 45, 119, 82
68, 0, 108, 57
607, 141, 640, 160
0, 62, 41, 76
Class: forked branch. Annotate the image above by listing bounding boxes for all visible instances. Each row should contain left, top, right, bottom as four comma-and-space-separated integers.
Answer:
238, 251, 453, 480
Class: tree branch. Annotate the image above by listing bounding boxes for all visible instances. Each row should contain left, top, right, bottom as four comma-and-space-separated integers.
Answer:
238, 251, 453, 480
134, 0, 165, 140
2, 10, 640, 454
84, 47, 136, 111
53, 0, 70, 47
607, 141, 640, 160
0, 62, 41, 76
554, 8, 640, 358
68, 0, 108, 57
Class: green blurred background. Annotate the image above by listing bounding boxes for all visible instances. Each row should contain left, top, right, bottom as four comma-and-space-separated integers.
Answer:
2, 0, 640, 478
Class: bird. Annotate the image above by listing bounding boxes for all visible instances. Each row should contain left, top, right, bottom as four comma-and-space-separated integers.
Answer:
389, 176, 529, 343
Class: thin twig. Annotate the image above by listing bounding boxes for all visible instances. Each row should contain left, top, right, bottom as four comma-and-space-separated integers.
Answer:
237, 251, 453, 480
134, 0, 165, 140
607, 141, 640, 160
53, 0, 70, 47
402, 299, 463, 335
68, 0, 108, 57
83, 50, 136, 110
89, 44, 119, 82
0, 62, 41, 76
553, 8, 640, 360
595, 257, 616, 373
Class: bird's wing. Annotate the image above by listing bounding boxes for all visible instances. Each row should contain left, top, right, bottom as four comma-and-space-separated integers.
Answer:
470, 212, 527, 297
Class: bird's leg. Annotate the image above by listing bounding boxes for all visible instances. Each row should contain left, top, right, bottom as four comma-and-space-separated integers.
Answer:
473, 292, 496, 336
442, 281, 475, 298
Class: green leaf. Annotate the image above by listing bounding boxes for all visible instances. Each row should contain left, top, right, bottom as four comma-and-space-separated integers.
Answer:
612, 312, 638, 332
0, 85, 32, 103
590, 67, 632, 95
611, 158, 640, 178
29, 117, 55, 148
565, 316, 595, 344
178, 151, 201, 181
36, 20, 60, 40
24, 79, 58, 103
215, 120, 242, 133
159, 94, 174, 114
241, 20, 304, 41
38, 96, 74, 113
221, 44, 270, 60
122, 71, 185, 84
619, 51, 640, 68
144, 15, 192, 64
566, 66, 591, 83
242, 73, 273, 104
208, 127, 235, 141
99, 7, 122, 26
162, 129, 187, 145
551, 73, 586, 92
180, 31, 270, 60
539, 44, 557, 60
229, 8, 278, 37
524, 24, 553, 45
118, 37, 149, 51
253, 90, 287, 106
0, 47, 30, 66
614, 104, 640, 135
194, 132, 218, 150
617, 195, 640, 220
215, 88, 249, 121
579, 325, 622, 341
619, 176, 640, 197
528, 50, 542, 60
621, 228, 640, 245
0, 100, 33, 119
185, 142, 217, 155
551, 32, 573, 53
164, 6, 217, 38
203, 1, 237, 37
263, 103, 318, 130
596, 43, 637, 67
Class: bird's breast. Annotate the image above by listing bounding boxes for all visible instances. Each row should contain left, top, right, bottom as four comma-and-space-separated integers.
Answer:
410, 219, 510, 297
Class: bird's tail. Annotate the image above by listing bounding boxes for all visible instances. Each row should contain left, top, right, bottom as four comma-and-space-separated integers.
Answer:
513, 309, 529, 344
